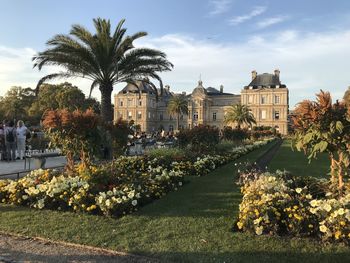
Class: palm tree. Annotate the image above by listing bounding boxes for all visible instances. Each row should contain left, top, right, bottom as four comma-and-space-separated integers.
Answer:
167, 95, 188, 130
33, 18, 173, 122
224, 104, 256, 129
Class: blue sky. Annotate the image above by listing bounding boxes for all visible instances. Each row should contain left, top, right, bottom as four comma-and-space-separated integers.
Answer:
1, 0, 350, 107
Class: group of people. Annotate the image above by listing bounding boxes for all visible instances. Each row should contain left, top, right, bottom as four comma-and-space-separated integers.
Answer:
0, 120, 29, 161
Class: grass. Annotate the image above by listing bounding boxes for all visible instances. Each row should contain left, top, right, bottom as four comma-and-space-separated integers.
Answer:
1, 141, 350, 262
268, 139, 330, 179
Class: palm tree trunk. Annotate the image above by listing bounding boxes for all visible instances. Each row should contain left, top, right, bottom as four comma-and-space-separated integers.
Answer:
177, 113, 180, 131
100, 84, 113, 122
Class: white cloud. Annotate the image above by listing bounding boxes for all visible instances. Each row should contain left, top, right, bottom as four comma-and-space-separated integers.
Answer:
1, 29, 350, 109
257, 16, 289, 28
137, 30, 350, 108
209, 0, 232, 16
229, 6, 267, 25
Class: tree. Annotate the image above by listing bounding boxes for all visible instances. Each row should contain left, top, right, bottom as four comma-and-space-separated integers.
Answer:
167, 95, 188, 130
28, 82, 100, 123
344, 87, 350, 107
292, 90, 350, 193
33, 18, 173, 122
0, 86, 35, 121
224, 104, 256, 129
42, 109, 101, 171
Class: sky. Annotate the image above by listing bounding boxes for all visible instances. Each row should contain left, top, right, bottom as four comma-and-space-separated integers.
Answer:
1, 0, 350, 108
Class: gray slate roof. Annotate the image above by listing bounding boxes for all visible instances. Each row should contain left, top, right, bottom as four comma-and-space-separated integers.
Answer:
245, 73, 286, 89
119, 81, 157, 95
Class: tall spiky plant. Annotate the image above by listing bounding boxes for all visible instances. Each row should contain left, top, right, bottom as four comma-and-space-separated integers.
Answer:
167, 95, 188, 130
224, 104, 256, 129
33, 18, 173, 122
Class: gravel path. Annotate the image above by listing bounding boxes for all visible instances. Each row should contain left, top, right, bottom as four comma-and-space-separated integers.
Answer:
255, 139, 283, 171
0, 233, 162, 263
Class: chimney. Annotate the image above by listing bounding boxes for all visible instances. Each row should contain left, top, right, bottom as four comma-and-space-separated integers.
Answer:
251, 70, 257, 80
220, 85, 224, 93
165, 85, 170, 92
274, 69, 280, 78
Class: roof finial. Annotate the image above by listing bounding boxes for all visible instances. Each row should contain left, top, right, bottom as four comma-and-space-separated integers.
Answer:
198, 73, 203, 85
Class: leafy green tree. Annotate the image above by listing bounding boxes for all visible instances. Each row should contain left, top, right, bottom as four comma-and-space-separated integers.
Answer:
167, 95, 188, 130
292, 90, 350, 193
344, 87, 350, 107
0, 86, 35, 121
33, 18, 173, 122
224, 104, 256, 129
28, 82, 99, 123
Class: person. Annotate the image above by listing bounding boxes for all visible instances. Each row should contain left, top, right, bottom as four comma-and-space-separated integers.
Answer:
5, 120, 16, 162
0, 123, 4, 160
16, 120, 29, 160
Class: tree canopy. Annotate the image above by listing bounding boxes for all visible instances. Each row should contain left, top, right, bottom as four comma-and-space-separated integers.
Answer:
224, 104, 256, 129
33, 18, 173, 122
167, 95, 188, 130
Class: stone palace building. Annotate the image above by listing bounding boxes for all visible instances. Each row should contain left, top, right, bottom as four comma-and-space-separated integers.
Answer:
114, 70, 289, 135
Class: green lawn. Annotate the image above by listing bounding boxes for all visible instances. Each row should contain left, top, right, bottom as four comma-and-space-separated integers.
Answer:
1, 141, 349, 263
268, 139, 330, 179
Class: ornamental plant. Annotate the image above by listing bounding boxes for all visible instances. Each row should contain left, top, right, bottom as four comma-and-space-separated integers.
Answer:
177, 125, 220, 153
292, 90, 350, 193
42, 108, 101, 171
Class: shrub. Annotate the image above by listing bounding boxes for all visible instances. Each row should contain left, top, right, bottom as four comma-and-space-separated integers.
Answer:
42, 108, 101, 170
222, 127, 248, 142
235, 171, 350, 244
177, 125, 220, 153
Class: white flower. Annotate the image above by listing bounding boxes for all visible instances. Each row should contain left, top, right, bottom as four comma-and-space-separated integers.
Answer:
255, 226, 263, 235
306, 194, 312, 199
178, 182, 182, 186
105, 199, 111, 207
295, 188, 302, 194
132, 200, 138, 206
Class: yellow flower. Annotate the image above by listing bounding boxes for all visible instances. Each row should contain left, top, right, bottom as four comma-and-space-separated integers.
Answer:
295, 188, 302, 194
308, 224, 313, 228
237, 222, 244, 229
319, 225, 328, 233
335, 231, 342, 240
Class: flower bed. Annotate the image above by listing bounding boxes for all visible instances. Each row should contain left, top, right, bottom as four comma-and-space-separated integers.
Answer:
0, 139, 274, 217
235, 171, 350, 244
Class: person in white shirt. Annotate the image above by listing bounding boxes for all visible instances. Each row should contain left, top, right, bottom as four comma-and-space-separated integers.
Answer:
16, 120, 28, 160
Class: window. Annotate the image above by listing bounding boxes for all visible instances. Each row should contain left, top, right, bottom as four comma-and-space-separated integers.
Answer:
261, 96, 266, 104
212, 112, 217, 121
193, 112, 198, 120
137, 111, 142, 119
127, 99, 133, 106
274, 111, 280, 120
169, 125, 174, 132
119, 112, 123, 118
128, 111, 132, 119
248, 95, 253, 104
261, 110, 266, 120
138, 100, 142, 106
119, 100, 123, 107
160, 113, 163, 120
275, 95, 280, 104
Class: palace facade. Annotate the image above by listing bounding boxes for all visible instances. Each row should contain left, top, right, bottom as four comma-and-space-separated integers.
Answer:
114, 70, 289, 134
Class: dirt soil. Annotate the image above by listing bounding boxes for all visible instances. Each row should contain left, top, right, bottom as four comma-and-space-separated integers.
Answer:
0, 233, 163, 263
